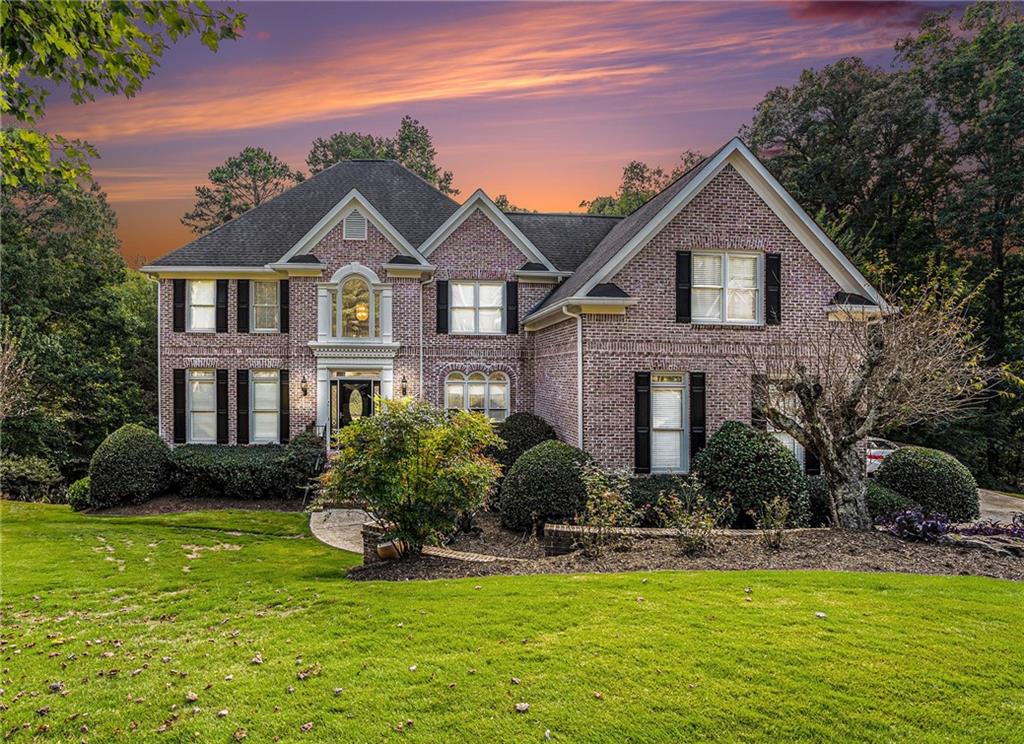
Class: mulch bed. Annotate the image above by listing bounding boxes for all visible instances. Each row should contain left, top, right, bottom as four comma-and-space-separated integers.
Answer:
88, 494, 307, 516
350, 513, 1024, 582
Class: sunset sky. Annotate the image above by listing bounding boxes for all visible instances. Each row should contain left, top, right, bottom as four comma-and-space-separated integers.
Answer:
39, 1, 958, 265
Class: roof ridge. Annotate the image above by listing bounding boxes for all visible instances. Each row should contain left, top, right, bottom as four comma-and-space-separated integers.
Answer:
382, 159, 462, 208
509, 211, 624, 219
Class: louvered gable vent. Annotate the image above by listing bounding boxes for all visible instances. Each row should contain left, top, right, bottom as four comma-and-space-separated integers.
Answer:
343, 209, 368, 240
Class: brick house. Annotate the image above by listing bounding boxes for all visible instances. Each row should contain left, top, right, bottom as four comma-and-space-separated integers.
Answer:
142, 138, 882, 474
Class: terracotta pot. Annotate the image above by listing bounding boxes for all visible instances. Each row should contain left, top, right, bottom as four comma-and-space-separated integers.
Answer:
376, 540, 403, 560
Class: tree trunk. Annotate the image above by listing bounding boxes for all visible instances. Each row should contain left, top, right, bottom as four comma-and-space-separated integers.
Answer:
825, 445, 873, 530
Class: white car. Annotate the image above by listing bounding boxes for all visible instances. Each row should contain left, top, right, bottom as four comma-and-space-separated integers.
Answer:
865, 438, 898, 474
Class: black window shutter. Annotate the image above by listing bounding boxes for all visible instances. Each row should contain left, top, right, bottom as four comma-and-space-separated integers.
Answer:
689, 372, 706, 461
634, 372, 651, 474
506, 281, 519, 334
236, 370, 250, 445
173, 369, 186, 443
436, 280, 449, 334
216, 369, 229, 444
675, 251, 692, 323
215, 279, 228, 332
279, 370, 290, 444
766, 253, 782, 325
751, 374, 768, 431
237, 280, 250, 333
804, 449, 821, 476
280, 279, 290, 333
172, 279, 186, 332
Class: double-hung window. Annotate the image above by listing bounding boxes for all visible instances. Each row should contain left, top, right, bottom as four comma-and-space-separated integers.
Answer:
187, 369, 216, 443
252, 281, 280, 332
445, 371, 508, 421
450, 281, 504, 334
692, 253, 761, 324
187, 280, 216, 332
251, 370, 280, 444
651, 373, 687, 472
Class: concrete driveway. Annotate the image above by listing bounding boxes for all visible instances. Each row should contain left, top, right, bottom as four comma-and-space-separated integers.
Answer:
979, 489, 1024, 523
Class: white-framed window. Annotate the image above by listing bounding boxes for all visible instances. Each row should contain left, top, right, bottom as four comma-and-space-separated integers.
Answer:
186, 369, 216, 443
692, 253, 761, 325
252, 281, 279, 332
766, 387, 805, 470
450, 281, 504, 335
343, 209, 368, 240
651, 372, 688, 473
251, 369, 280, 444
187, 280, 216, 332
445, 371, 508, 421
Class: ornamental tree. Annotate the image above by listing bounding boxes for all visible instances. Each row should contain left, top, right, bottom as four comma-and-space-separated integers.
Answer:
749, 281, 994, 529
314, 398, 501, 552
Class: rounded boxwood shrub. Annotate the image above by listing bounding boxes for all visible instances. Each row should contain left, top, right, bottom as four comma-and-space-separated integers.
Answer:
0, 454, 63, 502
88, 424, 171, 508
692, 421, 810, 528
66, 476, 92, 511
488, 412, 558, 473
628, 474, 691, 527
875, 446, 978, 521
283, 430, 327, 492
865, 479, 915, 522
498, 440, 590, 531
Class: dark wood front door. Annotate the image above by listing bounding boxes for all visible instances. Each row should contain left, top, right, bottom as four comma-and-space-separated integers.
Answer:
339, 381, 373, 428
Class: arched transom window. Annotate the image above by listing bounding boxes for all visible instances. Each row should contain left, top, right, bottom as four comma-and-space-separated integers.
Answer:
327, 272, 382, 339
445, 371, 508, 421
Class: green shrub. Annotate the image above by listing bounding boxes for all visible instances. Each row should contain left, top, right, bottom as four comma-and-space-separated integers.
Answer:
88, 424, 171, 508
172, 445, 289, 500
0, 454, 63, 502
283, 430, 327, 492
498, 440, 591, 532
875, 446, 979, 521
692, 421, 810, 528
316, 399, 501, 551
488, 412, 558, 473
628, 474, 691, 527
865, 480, 916, 522
66, 476, 91, 511
804, 476, 832, 527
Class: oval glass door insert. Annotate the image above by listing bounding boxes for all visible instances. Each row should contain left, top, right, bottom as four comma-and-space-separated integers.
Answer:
348, 388, 364, 420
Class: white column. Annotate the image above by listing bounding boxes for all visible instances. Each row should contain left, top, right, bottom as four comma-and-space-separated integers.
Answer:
316, 366, 330, 434
381, 366, 394, 399
381, 286, 393, 343
317, 287, 331, 341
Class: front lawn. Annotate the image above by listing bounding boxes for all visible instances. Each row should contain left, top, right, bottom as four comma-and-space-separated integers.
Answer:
2, 502, 1021, 742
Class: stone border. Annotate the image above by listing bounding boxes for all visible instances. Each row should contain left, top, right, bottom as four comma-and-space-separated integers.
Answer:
541, 523, 830, 556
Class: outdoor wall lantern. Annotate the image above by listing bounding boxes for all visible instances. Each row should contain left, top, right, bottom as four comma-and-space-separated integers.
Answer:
401, 376, 408, 396
355, 302, 369, 322
300, 376, 309, 396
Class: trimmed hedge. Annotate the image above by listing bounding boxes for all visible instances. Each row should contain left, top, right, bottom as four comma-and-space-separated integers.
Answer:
0, 454, 63, 502
488, 412, 558, 474
66, 476, 92, 511
283, 430, 327, 489
865, 480, 915, 522
88, 425, 171, 508
875, 446, 979, 522
692, 421, 810, 528
498, 440, 591, 531
172, 445, 289, 500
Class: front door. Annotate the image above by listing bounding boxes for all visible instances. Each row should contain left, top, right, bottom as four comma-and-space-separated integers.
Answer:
339, 381, 373, 428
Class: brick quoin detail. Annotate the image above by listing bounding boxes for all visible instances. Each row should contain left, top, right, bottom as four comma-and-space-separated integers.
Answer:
158, 166, 848, 468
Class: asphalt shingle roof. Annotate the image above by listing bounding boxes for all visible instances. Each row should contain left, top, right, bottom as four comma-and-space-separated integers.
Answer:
505, 212, 622, 272
150, 160, 461, 267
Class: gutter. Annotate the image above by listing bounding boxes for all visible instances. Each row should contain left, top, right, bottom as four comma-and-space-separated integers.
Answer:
561, 305, 584, 449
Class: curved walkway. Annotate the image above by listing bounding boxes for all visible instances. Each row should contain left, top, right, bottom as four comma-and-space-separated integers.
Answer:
979, 489, 1024, 523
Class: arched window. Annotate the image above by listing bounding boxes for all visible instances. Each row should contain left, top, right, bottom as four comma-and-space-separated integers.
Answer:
341, 276, 371, 338
445, 371, 508, 421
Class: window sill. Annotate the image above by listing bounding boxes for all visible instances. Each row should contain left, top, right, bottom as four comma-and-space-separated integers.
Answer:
251, 329, 281, 334
449, 331, 507, 337
688, 321, 764, 329
183, 328, 216, 334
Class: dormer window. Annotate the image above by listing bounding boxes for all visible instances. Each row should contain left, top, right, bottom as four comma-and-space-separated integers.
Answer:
343, 209, 368, 241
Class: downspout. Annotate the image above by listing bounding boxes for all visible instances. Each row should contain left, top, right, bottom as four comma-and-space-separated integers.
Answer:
561, 305, 583, 449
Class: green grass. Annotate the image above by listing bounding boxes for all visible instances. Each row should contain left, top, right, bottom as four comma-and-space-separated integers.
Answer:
2, 502, 1022, 742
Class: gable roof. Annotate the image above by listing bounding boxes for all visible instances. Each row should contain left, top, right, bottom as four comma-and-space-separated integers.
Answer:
531, 138, 883, 316
148, 160, 460, 267
506, 212, 621, 272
